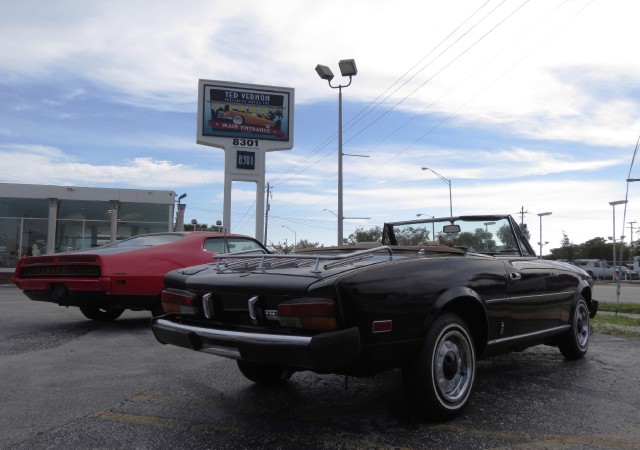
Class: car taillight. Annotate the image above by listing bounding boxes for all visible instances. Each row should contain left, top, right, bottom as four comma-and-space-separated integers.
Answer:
161, 288, 197, 314
277, 298, 337, 331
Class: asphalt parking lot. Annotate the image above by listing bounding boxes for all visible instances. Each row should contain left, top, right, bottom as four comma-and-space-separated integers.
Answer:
1, 285, 639, 449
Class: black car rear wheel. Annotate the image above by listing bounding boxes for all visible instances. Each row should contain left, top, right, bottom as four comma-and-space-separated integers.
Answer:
79, 306, 125, 322
236, 360, 292, 386
558, 298, 590, 360
402, 313, 476, 421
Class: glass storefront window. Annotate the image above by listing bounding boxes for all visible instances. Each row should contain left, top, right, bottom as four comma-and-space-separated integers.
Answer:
0, 198, 49, 218
0, 218, 21, 268
117, 221, 170, 239
0, 195, 173, 269
58, 200, 112, 221
0, 217, 48, 267
56, 219, 112, 251
1, 197, 51, 267
117, 202, 171, 239
119, 202, 169, 222
55, 200, 114, 251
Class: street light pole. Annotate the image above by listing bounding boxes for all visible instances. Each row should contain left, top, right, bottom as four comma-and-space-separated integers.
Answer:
417, 213, 436, 240
609, 200, 627, 281
537, 212, 552, 258
316, 59, 357, 246
338, 85, 343, 246
282, 225, 297, 253
421, 167, 452, 217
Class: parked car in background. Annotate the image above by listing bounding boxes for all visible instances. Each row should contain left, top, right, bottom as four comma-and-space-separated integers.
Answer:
571, 259, 615, 280
13, 232, 267, 321
152, 215, 596, 421
571, 259, 636, 280
620, 263, 639, 280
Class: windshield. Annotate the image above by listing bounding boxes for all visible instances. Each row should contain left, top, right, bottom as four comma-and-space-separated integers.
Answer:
383, 216, 534, 256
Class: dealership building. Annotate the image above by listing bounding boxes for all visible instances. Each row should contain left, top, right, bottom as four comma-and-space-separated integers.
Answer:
0, 183, 178, 275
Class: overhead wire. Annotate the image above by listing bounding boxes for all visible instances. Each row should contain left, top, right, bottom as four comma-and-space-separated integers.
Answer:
281, 0, 536, 220
266, 0, 513, 225
342, 0, 594, 195
253, 0, 596, 240
288, 0, 594, 224
267, 0, 497, 189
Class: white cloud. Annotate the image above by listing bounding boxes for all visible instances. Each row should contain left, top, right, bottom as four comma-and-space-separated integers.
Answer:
3, 0, 639, 144
1, 0, 639, 249
0, 145, 220, 188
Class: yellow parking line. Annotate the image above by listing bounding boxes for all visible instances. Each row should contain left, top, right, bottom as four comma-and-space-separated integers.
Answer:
93, 407, 639, 449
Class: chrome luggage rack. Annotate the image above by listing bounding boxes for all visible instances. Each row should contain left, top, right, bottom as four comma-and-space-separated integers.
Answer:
213, 246, 394, 275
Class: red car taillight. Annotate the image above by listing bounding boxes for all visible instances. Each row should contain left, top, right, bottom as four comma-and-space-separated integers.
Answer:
161, 288, 197, 314
277, 298, 337, 331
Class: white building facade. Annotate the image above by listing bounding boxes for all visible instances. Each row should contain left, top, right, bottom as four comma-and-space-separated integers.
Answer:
0, 183, 177, 269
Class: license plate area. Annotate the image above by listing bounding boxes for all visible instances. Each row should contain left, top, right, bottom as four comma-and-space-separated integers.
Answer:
51, 283, 68, 301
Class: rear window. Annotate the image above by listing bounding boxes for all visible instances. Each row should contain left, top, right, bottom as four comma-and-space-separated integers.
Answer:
227, 238, 264, 253
204, 238, 226, 253
114, 234, 184, 248
204, 237, 265, 254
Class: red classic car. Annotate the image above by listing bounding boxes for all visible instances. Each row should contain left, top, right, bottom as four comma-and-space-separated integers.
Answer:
12, 232, 267, 321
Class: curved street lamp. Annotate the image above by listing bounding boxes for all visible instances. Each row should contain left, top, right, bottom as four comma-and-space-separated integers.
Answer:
421, 167, 452, 217
281, 225, 297, 253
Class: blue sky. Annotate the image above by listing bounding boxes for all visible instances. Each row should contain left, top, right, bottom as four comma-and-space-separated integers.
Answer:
1, 0, 640, 254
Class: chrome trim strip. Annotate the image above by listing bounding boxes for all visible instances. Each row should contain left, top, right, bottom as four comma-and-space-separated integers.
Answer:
488, 324, 570, 346
483, 290, 574, 305
484, 297, 509, 304
202, 293, 213, 319
201, 347, 241, 359
248, 296, 258, 325
214, 246, 394, 274
154, 319, 312, 345
509, 290, 575, 301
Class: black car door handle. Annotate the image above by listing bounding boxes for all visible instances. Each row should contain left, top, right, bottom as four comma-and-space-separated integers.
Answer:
508, 272, 522, 281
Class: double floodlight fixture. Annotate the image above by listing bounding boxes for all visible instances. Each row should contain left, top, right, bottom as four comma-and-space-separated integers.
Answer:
315, 59, 358, 84
609, 200, 628, 206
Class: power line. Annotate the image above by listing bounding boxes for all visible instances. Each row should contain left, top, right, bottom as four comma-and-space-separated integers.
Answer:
268, 0, 499, 189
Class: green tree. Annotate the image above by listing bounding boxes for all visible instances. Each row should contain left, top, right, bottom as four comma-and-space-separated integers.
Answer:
346, 226, 383, 245
296, 239, 321, 250
557, 231, 575, 260
579, 237, 610, 260
497, 225, 516, 250
520, 223, 531, 240
394, 226, 430, 245
455, 228, 493, 252
267, 241, 290, 254
267, 239, 321, 254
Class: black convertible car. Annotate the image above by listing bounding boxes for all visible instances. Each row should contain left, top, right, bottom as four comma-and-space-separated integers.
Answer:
151, 215, 596, 420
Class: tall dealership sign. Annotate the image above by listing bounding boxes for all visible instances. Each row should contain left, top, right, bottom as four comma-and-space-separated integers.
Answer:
197, 80, 294, 242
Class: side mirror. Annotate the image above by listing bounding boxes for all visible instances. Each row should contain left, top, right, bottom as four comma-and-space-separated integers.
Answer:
443, 224, 461, 234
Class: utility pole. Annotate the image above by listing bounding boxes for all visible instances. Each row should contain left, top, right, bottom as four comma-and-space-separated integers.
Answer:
628, 221, 637, 246
263, 183, 272, 245
517, 206, 528, 227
